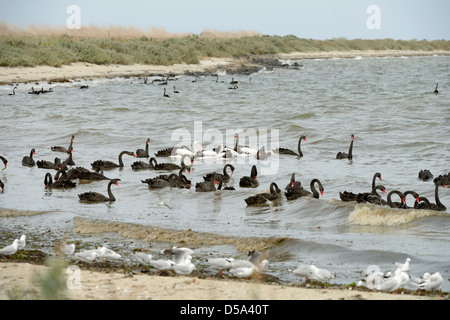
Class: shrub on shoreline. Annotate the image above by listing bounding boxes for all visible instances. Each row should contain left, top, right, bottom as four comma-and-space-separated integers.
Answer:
1, 34, 449, 68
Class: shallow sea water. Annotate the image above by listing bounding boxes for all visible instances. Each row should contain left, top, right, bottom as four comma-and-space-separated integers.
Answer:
0, 55, 449, 290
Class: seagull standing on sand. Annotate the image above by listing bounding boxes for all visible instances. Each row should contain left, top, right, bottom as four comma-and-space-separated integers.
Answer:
207, 257, 235, 275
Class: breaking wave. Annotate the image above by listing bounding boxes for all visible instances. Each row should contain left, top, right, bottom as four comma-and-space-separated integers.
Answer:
347, 204, 447, 227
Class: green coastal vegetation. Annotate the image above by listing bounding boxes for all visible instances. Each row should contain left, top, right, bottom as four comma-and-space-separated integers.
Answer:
1, 33, 449, 68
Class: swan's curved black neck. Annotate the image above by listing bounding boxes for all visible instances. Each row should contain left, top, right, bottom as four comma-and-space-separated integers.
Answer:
310, 179, 323, 198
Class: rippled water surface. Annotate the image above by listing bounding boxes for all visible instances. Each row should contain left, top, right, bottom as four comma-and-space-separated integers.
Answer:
1, 55, 449, 290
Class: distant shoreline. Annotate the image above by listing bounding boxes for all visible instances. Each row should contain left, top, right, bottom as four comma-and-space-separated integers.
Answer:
1, 50, 449, 85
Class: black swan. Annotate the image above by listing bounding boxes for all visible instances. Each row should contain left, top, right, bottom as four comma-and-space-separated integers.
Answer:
336, 134, 354, 160
433, 172, 450, 185
136, 138, 150, 158
387, 190, 406, 209
403, 191, 420, 209
37, 157, 62, 170
285, 173, 304, 200
173, 86, 179, 93
44, 172, 76, 189
142, 166, 191, 189
195, 174, 219, 192
40, 87, 53, 94
163, 88, 169, 97
28, 87, 40, 95
292, 179, 324, 199
78, 179, 120, 202
133, 156, 187, 171
434, 83, 438, 94
415, 196, 431, 210
203, 164, 235, 183
22, 148, 36, 167
339, 172, 382, 202
361, 185, 387, 205
277, 135, 306, 157
8, 87, 17, 95
66, 167, 110, 181
239, 165, 258, 188
51, 135, 74, 153
418, 169, 433, 181
230, 78, 238, 85
141, 173, 179, 189
91, 151, 136, 170
0, 156, 8, 171
245, 182, 281, 205
427, 179, 447, 211
63, 147, 75, 166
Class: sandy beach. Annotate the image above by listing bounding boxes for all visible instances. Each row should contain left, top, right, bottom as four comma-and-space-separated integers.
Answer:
1, 50, 449, 85
0, 262, 434, 300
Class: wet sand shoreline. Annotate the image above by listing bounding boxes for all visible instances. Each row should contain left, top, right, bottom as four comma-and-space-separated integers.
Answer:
0, 262, 434, 300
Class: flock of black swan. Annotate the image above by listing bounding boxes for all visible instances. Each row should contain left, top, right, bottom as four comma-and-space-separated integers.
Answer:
1, 133, 448, 212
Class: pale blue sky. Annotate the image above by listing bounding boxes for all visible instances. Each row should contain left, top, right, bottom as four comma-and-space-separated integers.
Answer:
1, 0, 449, 39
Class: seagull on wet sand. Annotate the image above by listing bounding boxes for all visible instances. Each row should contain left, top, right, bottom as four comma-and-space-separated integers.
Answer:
133, 251, 153, 265
411, 272, 443, 291
161, 246, 194, 264
292, 264, 334, 282
375, 268, 409, 292
0, 239, 19, 256
73, 249, 99, 263
171, 255, 196, 275
394, 258, 411, 275
17, 235, 26, 250
207, 257, 235, 275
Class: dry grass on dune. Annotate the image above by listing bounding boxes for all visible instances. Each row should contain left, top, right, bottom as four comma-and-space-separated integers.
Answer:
0, 23, 261, 40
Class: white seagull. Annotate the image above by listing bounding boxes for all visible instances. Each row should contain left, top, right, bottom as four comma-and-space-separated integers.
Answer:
360, 270, 392, 290
292, 264, 334, 282
63, 243, 76, 257
73, 249, 99, 263
229, 260, 259, 278
100, 247, 121, 261
171, 255, 196, 275
149, 258, 174, 272
411, 272, 444, 291
133, 251, 153, 265
17, 235, 26, 250
375, 268, 409, 292
394, 258, 411, 275
207, 257, 234, 275
247, 250, 269, 271
0, 239, 19, 256
161, 246, 194, 264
